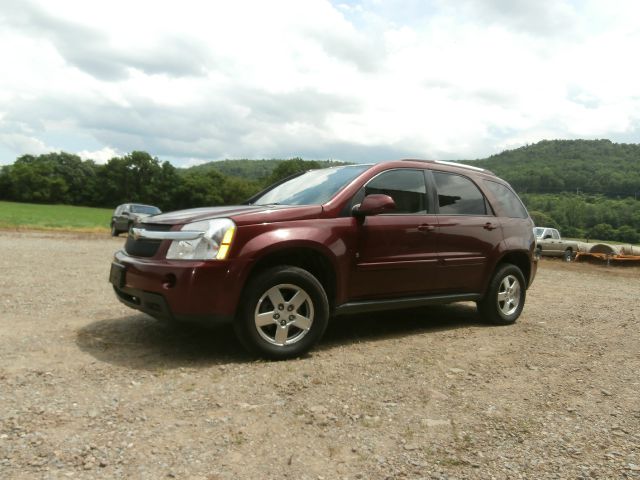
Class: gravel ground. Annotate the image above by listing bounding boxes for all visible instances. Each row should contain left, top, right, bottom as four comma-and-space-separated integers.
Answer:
1, 230, 639, 480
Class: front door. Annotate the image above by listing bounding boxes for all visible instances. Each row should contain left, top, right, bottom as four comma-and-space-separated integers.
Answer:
349, 169, 439, 300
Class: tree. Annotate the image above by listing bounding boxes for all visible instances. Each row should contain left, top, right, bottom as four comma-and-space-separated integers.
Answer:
528, 210, 558, 228
263, 158, 322, 186
588, 223, 615, 241
616, 225, 640, 244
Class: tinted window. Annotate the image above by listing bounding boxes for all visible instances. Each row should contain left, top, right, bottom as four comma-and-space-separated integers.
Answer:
252, 165, 370, 206
433, 172, 486, 215
364, 169, 428, 214
483, 180, 528, 218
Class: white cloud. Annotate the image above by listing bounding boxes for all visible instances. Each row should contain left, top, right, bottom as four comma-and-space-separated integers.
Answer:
0, 133, 56, 156
0, 0, 639, 165
77, 146, 121, 164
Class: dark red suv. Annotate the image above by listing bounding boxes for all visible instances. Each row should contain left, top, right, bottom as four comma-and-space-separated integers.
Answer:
109, 160, 537, 359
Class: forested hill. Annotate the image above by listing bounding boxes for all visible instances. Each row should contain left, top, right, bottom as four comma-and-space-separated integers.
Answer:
194, 140, 640, 198
187, 158, 349, 181
466, 139, 640, 197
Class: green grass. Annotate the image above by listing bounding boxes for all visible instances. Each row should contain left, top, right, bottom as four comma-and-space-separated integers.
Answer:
0, 201, 112, 232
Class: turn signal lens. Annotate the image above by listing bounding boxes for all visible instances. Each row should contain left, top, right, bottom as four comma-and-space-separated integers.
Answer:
216, 226, 235, 259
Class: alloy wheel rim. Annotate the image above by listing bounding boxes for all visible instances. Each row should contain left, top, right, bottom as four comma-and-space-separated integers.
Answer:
254, 283, 314, 346
496, 274, 521, 316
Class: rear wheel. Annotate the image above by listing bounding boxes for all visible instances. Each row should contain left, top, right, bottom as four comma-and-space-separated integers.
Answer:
110, 223, 118, 236
234, 266, 329, 360
563, 249, 572, 262
477, 264, 526, 325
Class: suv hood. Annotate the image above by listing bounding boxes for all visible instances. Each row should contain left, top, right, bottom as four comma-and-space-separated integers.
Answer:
143, 204, 323, 226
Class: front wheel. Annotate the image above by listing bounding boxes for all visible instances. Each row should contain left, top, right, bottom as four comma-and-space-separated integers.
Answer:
563, 249, 572, 262
234, 266, 329, 360
477, 264, 526, 325
110, 223, 119, 236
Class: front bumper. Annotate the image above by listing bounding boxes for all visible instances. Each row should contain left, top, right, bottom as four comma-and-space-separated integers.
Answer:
109, 250, 250, 325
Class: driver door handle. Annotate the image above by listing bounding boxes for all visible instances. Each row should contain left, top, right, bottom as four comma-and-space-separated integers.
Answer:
483, 222, 498, 231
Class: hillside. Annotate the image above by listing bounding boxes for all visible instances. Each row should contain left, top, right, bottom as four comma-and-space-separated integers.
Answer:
187, 158, 350, 181
466, 139, 640, 197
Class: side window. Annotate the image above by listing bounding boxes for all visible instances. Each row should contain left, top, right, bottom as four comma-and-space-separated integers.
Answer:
483, 180, 528, 218
363, 169, 428, 214
432, 172, 486, 215
115, 206, 122, 215
552, 230, 560, 240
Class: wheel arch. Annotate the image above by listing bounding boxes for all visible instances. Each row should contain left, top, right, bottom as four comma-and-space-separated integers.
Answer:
495, 250, 532, 289
245, 245, 338, 311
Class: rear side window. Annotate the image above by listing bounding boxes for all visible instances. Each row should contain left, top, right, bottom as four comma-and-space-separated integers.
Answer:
364, 169, 428, 214
483, 180, 528, 219
433, 172, 486, 215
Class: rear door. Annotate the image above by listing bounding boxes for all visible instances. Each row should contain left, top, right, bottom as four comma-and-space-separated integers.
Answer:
349, 168, 439, 299
431, 171, 503, 293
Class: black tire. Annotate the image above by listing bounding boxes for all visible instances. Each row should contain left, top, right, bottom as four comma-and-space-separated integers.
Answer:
234, 266, 329, 360
111, 223, 119, 236
477, 263, 526, 325
563, 249, 572, 262
535, 246, 542, 260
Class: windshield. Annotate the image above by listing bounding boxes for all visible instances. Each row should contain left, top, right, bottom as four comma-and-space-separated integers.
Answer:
534, 227, 545, 238
131, 205, 161, 215
252, 165, 370, 206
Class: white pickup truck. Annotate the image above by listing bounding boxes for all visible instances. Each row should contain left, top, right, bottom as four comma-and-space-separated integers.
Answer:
534, 227, 579, 261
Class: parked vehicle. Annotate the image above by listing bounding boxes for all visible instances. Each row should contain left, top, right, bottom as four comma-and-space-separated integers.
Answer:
534, 227, 578, 261
109, 160, 537, 359
111, 203, 161, 236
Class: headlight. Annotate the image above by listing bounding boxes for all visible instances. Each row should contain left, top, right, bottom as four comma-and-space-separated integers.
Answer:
166, 219, 236, 260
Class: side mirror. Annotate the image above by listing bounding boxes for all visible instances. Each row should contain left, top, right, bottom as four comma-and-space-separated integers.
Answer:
353, 194, 396, 217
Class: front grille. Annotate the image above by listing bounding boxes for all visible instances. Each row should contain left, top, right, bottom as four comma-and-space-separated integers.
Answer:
124, 223, 172, 258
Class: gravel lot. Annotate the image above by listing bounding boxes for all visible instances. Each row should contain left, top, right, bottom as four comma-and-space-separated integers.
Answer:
1, 230, 639, 480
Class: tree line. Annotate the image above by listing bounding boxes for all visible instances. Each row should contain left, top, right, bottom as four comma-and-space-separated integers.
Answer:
524, 194, 640, 243
1, 139, 639, 243
0, 152, 328, 212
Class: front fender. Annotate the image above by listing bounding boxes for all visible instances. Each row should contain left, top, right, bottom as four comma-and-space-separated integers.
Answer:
233, 219, 357, 303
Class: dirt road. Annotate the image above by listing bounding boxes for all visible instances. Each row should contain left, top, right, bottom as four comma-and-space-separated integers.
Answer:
1, 231, 639, 479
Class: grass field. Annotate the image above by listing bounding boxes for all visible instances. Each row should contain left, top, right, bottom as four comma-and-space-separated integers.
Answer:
0, 201, 112, 232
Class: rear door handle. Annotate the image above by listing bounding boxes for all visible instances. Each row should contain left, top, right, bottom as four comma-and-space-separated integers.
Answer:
483, 222, 498, 231
418, 224, 435, 233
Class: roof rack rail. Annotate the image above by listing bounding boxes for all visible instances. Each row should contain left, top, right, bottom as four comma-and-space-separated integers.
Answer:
401, 159, 493, 175
433, 160, 487, 172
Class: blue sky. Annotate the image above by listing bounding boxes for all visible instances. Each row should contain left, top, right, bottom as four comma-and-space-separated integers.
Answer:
1, 0, 639, 166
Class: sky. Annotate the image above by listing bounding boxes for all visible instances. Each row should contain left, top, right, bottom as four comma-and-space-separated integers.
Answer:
1, 0, 639, 167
